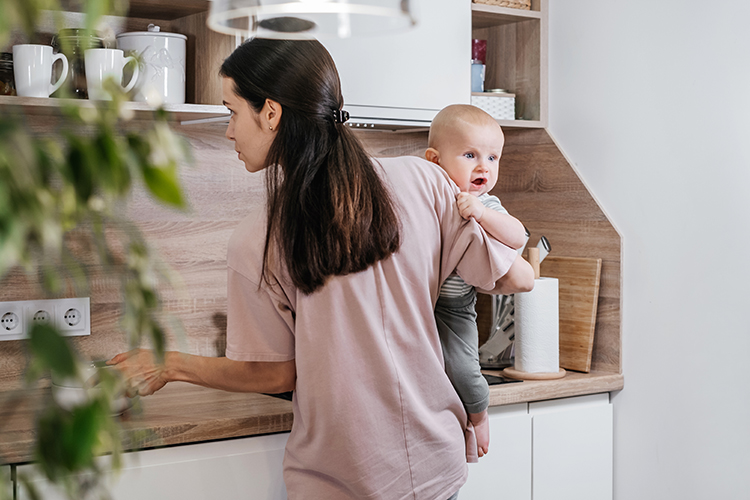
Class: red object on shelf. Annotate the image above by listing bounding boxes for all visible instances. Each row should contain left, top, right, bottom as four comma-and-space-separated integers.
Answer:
472, 39, 487, 63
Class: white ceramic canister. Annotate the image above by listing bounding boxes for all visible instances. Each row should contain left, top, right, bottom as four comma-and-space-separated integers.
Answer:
116, 24, 186, 105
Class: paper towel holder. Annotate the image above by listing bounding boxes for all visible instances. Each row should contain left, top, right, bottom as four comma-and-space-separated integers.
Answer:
501, 248, 566, 381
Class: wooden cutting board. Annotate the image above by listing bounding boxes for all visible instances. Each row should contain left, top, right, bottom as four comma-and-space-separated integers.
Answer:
539, 256, 602, 373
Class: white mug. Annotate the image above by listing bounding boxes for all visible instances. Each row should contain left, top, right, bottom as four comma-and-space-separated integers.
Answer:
12, 44, 69, 98
84, 48, 140, 100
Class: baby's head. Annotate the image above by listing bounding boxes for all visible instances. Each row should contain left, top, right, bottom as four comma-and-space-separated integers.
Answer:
425, 104, 504, 197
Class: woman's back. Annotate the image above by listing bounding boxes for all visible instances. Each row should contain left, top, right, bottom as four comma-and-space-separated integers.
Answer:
226, 155, 518, 499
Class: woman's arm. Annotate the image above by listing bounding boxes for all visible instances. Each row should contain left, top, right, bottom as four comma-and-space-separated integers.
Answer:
476, 253, 535, 295
108, 349, 296, 397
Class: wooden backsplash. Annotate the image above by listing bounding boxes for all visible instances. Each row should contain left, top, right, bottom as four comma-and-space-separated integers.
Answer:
0, 126, 620, 390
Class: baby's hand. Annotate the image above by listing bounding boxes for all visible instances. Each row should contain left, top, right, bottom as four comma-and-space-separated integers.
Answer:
456, 192, 486, 222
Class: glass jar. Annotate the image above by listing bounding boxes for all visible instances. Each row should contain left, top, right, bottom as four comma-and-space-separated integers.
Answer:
0, 52, 15, 96
51, 28, 105, 99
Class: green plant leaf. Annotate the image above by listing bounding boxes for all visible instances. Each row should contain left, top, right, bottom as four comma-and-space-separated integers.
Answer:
28, 323, 77, 381
141, 163, 186, 208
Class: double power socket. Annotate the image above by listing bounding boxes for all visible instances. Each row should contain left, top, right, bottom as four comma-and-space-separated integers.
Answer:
0, 298, 90, 341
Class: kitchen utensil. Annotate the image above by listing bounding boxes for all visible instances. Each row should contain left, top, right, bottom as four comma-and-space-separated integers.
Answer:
51, 361, 134, 415
12, 44, 69, 98
51, 28, 105, 99
116, 24, 187, 105
539, 256, 602, 373
84, 48, 140, 100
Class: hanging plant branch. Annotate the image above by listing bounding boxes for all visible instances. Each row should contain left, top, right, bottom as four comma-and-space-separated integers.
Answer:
0, 1, 196, 497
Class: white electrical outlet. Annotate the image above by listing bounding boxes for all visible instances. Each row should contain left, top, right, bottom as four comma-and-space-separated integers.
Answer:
0, 298, 91, 341
55, 297, 90, 335
0, 302, 26, 341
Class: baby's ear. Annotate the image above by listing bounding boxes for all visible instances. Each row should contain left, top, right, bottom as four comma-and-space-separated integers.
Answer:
425, 148, 440, 164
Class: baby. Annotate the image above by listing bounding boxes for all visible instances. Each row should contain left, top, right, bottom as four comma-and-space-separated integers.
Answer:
426, 104, 527, 458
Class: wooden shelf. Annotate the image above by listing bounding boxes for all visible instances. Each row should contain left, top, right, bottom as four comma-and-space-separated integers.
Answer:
471, 0, 547, 126
472, 4, 541, 29
497, 119, 544, 129
0, 95, 230, 123
127, 0, 210, 21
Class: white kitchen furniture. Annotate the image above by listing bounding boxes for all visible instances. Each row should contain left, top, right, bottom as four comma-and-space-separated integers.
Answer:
321, 0, 470, 127
461, 403, 532, 499
17, 432, 289, 500
1, 465, 10, 498
462, 393, 613, 500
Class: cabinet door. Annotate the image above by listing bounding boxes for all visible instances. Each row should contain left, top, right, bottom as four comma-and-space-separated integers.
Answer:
1, 465, 10, 499
460, 403, 531, 500
321, 0, 471, 124
530, 393, 613, 500
18, 432, 289, 500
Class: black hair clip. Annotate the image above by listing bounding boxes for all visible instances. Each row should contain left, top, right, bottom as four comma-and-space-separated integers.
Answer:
332, 108, 350, 124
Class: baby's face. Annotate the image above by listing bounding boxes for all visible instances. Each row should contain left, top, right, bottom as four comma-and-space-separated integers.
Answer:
436, 122, 503, 197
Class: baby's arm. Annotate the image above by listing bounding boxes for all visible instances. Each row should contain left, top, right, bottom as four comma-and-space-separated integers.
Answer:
456, 192, 527, 249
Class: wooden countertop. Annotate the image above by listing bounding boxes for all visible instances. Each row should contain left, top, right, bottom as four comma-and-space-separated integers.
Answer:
0, 371, 622, 465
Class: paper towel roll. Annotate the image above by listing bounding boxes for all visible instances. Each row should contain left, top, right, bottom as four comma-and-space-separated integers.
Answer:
514, 277, 559, 373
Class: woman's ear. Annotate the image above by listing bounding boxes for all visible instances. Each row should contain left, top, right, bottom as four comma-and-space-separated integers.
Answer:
263, 99, 283, 131
425, 148, 440, 165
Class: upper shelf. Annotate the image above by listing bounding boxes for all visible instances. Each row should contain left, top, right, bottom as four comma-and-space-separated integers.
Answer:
126, 0, 210, 20
0, 96, 230, 124
471, 4, 542, 29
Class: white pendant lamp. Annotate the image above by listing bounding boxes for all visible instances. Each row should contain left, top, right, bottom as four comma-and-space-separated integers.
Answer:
207, 0, 416, 39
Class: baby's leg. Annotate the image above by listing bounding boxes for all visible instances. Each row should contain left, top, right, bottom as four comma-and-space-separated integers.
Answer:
468, 410, 489, 457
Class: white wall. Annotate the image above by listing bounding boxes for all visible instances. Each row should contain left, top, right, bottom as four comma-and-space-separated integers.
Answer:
548, 1, 750, 498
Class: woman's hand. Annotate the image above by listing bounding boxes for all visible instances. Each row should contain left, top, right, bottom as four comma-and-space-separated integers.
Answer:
108, 349, 170, 397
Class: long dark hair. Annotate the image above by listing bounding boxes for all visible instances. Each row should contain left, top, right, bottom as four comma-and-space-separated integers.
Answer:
220, 38, 401, 294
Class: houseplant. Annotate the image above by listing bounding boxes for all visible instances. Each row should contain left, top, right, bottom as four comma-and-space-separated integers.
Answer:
0, 0, 190, 497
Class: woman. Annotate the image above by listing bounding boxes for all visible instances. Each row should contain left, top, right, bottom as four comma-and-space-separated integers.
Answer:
110, 38, 533, 500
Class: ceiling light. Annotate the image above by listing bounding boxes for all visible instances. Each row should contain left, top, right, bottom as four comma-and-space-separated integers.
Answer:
207, 0, 416, 39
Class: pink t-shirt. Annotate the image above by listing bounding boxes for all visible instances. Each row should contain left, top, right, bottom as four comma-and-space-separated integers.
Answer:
226, 156, 517, 500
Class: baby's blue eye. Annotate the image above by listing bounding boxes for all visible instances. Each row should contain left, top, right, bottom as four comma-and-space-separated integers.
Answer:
488, 155, 497, 162
464, 152, 475, 159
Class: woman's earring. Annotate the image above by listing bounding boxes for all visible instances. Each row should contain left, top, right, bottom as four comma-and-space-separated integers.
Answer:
269, 126, 273, 131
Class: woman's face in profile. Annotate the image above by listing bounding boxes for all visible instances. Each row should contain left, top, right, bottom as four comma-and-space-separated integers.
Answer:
222, 77, 277, 173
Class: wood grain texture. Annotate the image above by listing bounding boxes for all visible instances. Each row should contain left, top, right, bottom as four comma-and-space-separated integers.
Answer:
0, 383, 293, 464
540, 256, 602, 373
0, 127, 620, 392
476, 128, 621, 374
172, 11, 236, 105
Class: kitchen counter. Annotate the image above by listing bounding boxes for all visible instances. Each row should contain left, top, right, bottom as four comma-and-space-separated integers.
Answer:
0, 371, 622, 465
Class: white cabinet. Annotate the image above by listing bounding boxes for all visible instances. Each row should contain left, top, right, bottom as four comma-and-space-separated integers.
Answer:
462, 403, 532, 499
461, 393, 612, 500
530, 393, 613, 500
1, 465, 10, 498
17, 432, 289, 500
322, 0, 471, 127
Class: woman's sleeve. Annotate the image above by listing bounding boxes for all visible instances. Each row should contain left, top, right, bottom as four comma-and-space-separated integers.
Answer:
225, 266, 296, 362
435, 171, 518, 291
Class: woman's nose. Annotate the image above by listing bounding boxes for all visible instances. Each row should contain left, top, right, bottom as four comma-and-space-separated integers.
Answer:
225, 122, 235, 141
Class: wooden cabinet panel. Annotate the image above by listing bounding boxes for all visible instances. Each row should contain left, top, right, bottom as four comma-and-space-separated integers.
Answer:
530, 394, 613, 500
461, 403, 532, 500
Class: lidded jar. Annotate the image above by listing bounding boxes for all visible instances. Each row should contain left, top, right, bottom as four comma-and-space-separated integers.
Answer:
51, 28, 105, 98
